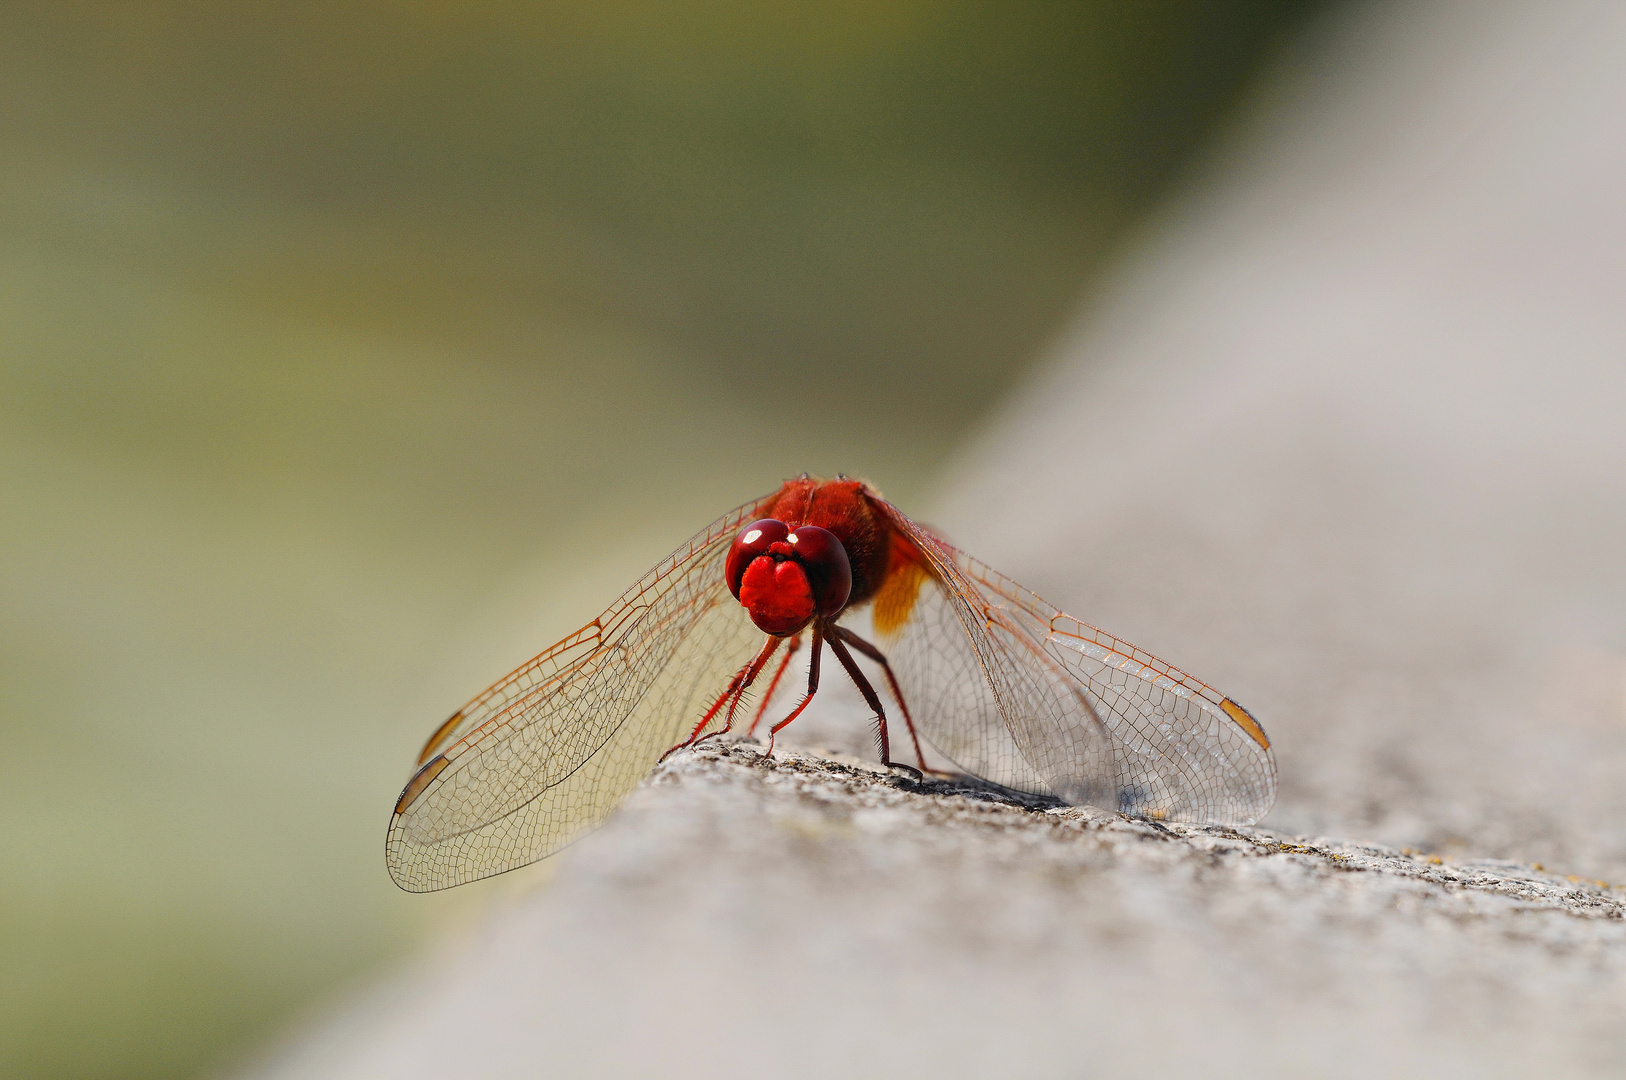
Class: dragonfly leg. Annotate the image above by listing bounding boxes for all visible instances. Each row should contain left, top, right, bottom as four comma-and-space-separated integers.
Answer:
828, 624, 935, 776
661, 635, 781, 762
826, 630, 923, 781
764, 626, 823, 757
745, 633, 802, 739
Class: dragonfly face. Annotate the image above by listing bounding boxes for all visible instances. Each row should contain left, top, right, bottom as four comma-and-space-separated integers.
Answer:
726, 519, 852, 635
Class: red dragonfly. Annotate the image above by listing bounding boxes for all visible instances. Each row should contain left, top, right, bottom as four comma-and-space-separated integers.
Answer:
387, 476, 1275, 891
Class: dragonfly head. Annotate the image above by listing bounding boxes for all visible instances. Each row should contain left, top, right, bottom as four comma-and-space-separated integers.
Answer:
726, 518, 852, 636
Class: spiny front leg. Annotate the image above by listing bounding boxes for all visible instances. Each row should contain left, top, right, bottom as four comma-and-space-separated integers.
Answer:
827, 624, 934, 775
660, 635, 781, 762
763, 626, 823, 758
745, 632, 802, 739
825, 629, 923, 781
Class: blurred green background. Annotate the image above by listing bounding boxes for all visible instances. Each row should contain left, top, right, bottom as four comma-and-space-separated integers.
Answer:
0, 3, 1320, 1077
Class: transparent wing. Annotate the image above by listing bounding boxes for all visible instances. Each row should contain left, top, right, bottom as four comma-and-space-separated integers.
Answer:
869, 499, 1276, 825
864, 562, 1054, 795
950, 550, 1277, 823
385, 494, 771, 891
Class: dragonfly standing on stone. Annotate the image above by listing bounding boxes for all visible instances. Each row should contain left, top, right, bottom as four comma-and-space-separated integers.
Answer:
387, 475, 1276, 891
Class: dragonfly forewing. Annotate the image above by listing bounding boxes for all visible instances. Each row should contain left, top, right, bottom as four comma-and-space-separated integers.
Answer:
386, 495, 771, 891
954, 551, 1277, 823
868, 501, 1119, 807
867, 494, 1274, 824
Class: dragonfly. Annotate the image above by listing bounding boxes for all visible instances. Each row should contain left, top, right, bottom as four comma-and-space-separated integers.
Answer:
387, 476, 1275, 891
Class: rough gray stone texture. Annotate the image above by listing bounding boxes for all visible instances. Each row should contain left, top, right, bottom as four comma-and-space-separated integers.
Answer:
256, 744, 1625, 1079
249, 2, 1626, 1076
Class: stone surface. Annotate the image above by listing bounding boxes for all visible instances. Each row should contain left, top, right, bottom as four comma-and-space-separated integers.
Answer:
245, 2, 1626, 1076
251, 743, 1626, 1079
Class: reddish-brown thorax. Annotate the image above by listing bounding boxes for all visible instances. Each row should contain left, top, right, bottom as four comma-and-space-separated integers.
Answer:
759, 477, 893, 611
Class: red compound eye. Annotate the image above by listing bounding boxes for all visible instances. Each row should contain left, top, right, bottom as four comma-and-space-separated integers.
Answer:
724, 519, 852, 636
786, 525, 851, 617
726, 519, 790, 599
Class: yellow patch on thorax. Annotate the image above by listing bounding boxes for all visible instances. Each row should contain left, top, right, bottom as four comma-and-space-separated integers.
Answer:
872, 559, 930, 638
